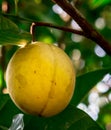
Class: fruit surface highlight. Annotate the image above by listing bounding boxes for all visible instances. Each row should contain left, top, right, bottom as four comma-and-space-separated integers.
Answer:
6, 42, 76, 117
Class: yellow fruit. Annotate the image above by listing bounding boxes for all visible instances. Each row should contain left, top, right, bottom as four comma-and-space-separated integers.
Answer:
6, 42, 76, 117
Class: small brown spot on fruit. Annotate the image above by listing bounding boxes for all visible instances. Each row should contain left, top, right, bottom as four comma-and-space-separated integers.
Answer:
34, 70, 36, 74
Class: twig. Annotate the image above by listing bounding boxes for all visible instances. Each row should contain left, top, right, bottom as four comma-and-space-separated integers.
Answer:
52, 0, 111, 56
2, 13, 85, 37
30, 21, 85, 42
34, 22, 84, 36
2, 12, 111, 55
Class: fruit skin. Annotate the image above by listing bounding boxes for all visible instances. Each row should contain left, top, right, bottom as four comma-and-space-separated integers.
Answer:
6, 42, 76, 117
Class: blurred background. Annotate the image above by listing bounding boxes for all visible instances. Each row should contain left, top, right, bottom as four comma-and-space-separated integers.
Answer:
0, 0, 111, 129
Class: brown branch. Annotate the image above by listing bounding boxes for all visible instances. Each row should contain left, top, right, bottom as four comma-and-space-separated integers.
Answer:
52, 0, 111, 56
3, 11, 111, 55
31, 22, 85, 42
2, 13, 86, 37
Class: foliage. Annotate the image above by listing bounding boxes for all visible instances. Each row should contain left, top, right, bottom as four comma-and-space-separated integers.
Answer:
0, 0, 111, 130
0, 94, 104, 130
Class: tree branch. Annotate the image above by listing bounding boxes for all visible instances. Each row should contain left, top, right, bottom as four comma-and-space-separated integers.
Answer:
31, 22, 85, 42
2, 13, 85, 37
2, 11, 111, 55
52, 0, 111, 56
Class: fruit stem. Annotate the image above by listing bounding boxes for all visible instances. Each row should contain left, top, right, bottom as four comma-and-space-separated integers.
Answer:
14, 0, 18, 15
30, 22, 85, 42
30, 23, 36, 42
2, 13, 111, 56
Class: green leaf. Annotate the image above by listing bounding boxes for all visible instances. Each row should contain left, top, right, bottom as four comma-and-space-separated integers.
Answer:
14, 0, 19, 15
0, 125, 8, 130
0, 67, 3, 90
0, 16, 18, 30
24, 105, 104, 130
0, 94, 21, 128
0, 16, 32, 46
71, 68, 111, 105
0, 95, 104, 130
0, 30, 32, 46
89, 0, 111, 9
0, 94, 9, 111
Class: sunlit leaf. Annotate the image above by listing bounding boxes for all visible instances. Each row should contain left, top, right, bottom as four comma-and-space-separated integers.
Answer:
0, 67, 3, 89
14, 0, 19, 3
0, 31, 32, 46
89, 0, 111, 9
0, 16, 18, 30
98, 103, 111, 127
0, 16, 32, 46
71, 68, 111, 105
